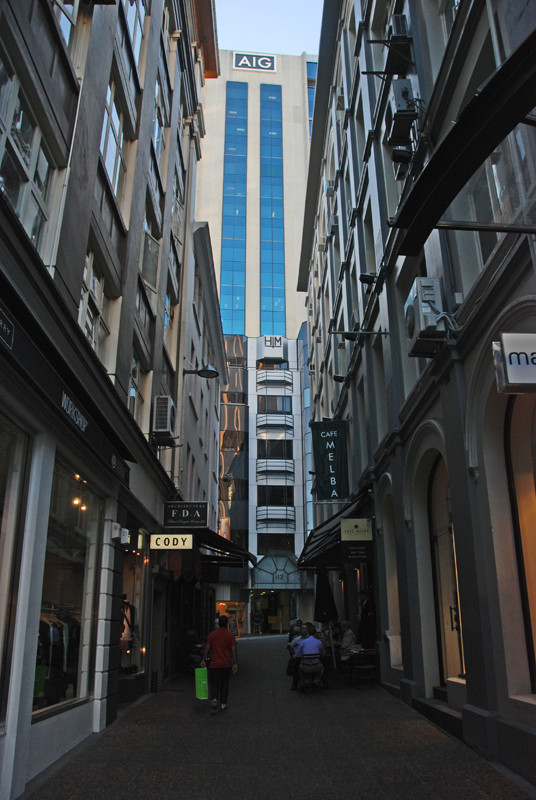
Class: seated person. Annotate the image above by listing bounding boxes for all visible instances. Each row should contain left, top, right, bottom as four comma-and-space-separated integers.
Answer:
294, 626, 325, 689
339, 620, 357, 662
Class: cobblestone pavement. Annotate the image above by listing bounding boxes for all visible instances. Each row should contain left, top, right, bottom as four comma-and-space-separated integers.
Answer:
20, 635, 536, 800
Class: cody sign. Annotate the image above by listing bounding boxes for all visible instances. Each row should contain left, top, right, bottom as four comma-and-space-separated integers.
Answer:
150, 534, 192, 550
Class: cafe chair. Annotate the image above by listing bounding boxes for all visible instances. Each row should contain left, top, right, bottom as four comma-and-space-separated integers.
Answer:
298, 654, 325, 691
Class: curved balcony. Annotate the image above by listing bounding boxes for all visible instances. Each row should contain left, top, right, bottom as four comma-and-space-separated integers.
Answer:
256, 369, 293, 390
256, 459, 295, 480
256, 506, 296, 531
256, 413, 294, 434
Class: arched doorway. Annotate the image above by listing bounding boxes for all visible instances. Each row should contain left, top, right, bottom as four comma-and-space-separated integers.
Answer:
429, 457, 465, 686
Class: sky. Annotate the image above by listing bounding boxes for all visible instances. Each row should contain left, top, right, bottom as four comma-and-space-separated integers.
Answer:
214, 0, 324, 57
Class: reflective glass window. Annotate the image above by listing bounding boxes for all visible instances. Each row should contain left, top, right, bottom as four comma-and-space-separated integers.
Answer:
33, 462, 102, 713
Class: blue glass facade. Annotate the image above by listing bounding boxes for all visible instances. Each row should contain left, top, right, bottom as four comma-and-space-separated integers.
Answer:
260, 84, 285, 337
220, 81, 248, 334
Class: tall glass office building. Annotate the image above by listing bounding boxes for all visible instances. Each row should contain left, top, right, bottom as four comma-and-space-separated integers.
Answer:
196, 50, 317, 633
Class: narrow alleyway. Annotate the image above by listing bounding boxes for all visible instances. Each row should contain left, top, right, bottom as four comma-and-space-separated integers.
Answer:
21, 636, 536, 800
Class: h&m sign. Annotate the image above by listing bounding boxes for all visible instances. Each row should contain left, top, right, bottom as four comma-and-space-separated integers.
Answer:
234, 52, 276, 72
164, 501, 208, 528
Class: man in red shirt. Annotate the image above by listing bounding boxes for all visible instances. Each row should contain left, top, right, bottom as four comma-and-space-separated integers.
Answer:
200, 615, 238, 710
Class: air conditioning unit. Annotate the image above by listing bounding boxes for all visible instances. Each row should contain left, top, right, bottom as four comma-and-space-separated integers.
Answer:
329, 214, 339, 236
404, 277, 446, 357
152, 395, 177, 442
385, 15, 413, 76
387, 80, 418, 145
325, 180, 335, 197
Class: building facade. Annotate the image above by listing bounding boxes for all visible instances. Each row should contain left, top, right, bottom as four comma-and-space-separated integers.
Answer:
298, 0, 536, 785
196, 49, 317, 632
0, 1, 230, 797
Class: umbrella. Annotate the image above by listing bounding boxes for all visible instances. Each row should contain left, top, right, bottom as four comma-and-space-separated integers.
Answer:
314, 568, 338, 624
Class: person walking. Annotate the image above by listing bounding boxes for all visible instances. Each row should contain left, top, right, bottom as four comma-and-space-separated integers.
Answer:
287, 622, 308, 690
200, 615, 238, 710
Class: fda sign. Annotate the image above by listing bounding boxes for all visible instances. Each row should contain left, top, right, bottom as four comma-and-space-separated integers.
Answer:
234, 52, 276, 72
164, 501, 208, 528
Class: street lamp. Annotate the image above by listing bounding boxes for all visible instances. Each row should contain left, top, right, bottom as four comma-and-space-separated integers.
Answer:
183, 364, 219, 379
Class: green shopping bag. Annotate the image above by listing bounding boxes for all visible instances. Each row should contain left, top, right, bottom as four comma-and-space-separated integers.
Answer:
195, 666, 208, 700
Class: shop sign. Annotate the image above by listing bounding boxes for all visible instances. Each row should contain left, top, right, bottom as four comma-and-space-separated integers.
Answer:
164, 500, 208, 527
341, 518, 373, 562
0, 301, 130, 484
150, 534, 192, 549
493, 333, 536, 393
233, 52, 276, 72
310, 419, 349, 500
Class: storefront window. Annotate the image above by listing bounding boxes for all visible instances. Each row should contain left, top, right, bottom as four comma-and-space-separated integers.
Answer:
120, 535, 147, 675
508, 395, 536, 690
33, 462, 102, 712
0, 416, 29, 726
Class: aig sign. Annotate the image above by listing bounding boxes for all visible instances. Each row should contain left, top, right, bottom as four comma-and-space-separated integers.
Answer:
234, 52, 276, 72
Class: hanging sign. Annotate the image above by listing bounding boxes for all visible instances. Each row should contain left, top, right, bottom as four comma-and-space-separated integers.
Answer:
164, 501, 208, 528
150, 534, 192, 550
341, 518, 373, 562
493, 334, 536, 393
310, 419, 349, 500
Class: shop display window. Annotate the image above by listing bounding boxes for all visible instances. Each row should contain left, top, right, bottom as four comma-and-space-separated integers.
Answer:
33, 462, 102, 712
0, 415, 29, 726
120, 536, 147, 675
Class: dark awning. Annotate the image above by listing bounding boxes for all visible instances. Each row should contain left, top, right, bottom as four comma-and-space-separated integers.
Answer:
298, 490, 373, 569
390, 29, 536, 255
195, 528, 257, 567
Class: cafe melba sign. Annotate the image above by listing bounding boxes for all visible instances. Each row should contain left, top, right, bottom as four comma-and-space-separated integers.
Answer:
493, 333, 536, 393
310, 420, 349, 500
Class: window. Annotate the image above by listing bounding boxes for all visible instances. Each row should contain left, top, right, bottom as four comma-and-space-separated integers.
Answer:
100, 81, 127, 199
257, 534, 294, 555
152, 75, 168, 171
135, 279, 152, 338
171, 163, 184, 244
258, 439, 293, 459
260, 84, 285, 336
52, 1, 80, 45
33, 462, 102, 713
122, 0, 147, 67
257, 395, 292, 414
140, 214, 160, 294
78, 251, 110, 357
129, 351, 146, 425
220, 82, 248, 334
257, 485, 294, 506
0, 51, 55, 256
256, 359, 289, 370
0, 416, 29, 725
